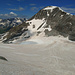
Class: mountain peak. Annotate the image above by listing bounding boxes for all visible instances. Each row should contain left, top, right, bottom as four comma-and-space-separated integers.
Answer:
1, 6, 75, 43
43, 6, 63, 11
43, 6, 71, 15
43, 6, 57, 11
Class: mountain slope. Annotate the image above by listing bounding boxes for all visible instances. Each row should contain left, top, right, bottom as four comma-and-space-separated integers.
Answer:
1, 6, 75, 43
1, 22, 29, 43
27, 6, 75, 41
27, 6, 72, 35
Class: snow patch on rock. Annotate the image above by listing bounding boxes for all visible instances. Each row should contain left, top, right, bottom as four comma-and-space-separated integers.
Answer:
47, 11, 49, 16
43, 6, 57, 12
26, 18, 45, 33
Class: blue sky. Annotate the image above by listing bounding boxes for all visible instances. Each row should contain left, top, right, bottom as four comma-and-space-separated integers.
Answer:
0, 0, 75, 19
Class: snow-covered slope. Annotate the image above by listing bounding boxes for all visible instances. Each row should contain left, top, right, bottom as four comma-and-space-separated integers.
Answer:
0, 40, 75, 75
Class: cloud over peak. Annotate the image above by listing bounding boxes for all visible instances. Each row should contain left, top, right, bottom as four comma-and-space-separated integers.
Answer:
10, 12, 17, 16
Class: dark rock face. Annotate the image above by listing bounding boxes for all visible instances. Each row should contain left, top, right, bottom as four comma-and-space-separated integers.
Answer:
69, 34, 75, 41
69, 16, 75, 41
0, 56, 8, 61
29, 6, 75, 40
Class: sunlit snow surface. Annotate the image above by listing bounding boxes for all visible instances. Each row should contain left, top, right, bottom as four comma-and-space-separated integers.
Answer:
0, 39, 75, 75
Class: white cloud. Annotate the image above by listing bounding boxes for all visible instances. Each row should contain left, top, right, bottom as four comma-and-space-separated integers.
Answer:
10, 12, 15, 14
61, 7, 75, 13
0, 12, 17, 19
9, 7, 24, 11
10, 12, 17, 16
31, 7, 39, 12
